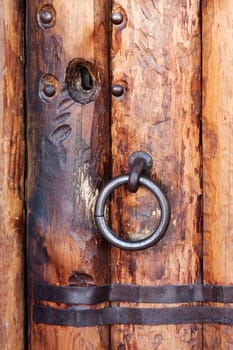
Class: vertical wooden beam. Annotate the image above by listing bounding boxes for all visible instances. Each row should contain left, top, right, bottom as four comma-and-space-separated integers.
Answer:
203, 1, 233, 348
26, 1, 110, 349
111, 0, 202, 348
0, 1, 25, 349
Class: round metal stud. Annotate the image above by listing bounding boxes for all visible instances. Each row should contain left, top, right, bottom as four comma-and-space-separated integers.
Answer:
95, 175, 170, 251
39, 73, 60, 103
37, 5, 56, 29
112, 12, 124, 25
39, 10, 53, 25
112, 84, 124, 97
43, 84, 56, 98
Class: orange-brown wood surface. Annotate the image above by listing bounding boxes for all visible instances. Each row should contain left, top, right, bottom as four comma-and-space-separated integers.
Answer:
26, 1, 110, 349
23, 1, 233, 349
203, 1, 233, 349
111, 1, 202, 349
0, 1, 25, 349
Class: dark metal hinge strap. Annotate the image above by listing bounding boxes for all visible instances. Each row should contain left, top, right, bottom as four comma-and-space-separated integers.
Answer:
34, 305, 233, 327
34, 283, 233, 305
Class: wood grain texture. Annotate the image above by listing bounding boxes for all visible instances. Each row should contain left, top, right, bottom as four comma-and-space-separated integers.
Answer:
203, 1, 233, 348
0, 1, 25, 349
26, 1, 110, 349
111, 0, 202, 349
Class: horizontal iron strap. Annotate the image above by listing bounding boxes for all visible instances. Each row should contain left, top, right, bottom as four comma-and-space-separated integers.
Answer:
34, 305, 233, 327
35, 283, 233, 305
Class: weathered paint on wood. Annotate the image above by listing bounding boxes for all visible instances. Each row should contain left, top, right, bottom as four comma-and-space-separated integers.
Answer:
111, 1, 202, 349
0, 1, 25, 349
26, 1, 110, 349
203, 1, 233, 348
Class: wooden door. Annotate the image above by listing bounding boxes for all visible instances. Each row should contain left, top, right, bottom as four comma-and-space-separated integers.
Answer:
1, 1, 233, 349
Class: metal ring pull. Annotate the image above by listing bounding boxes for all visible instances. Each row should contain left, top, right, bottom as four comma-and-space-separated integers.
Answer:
94, 152, 171, 251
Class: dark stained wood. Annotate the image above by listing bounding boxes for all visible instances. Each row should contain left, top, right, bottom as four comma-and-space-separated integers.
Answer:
202, 1, 233, 348
26, 1, 110, 349
0, 1, 25, 349
111, 1, 203, 348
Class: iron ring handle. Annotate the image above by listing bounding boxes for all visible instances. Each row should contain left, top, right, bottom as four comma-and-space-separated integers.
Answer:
94, 175, 170, 251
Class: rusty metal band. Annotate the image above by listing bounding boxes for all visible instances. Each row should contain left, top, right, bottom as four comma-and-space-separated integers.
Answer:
35, 283, 233, 305
34, 305, 233, 327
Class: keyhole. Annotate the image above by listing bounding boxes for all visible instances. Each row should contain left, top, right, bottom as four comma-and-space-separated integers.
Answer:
65, 58, 100, 104
80, 67, 93, 91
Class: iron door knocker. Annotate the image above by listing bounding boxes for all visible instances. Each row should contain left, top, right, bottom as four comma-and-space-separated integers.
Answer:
94, 151, 171, 251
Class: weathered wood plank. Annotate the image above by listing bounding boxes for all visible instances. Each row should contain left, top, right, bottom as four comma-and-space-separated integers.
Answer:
203, 1, 233, 348
0, 1, 25, 349
26, 1, 110, 349
111, 1, 202, 348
